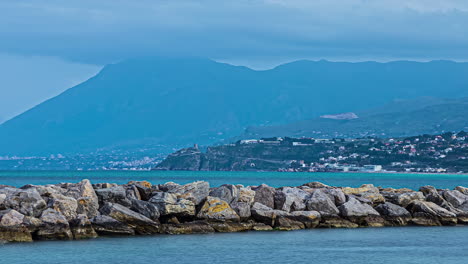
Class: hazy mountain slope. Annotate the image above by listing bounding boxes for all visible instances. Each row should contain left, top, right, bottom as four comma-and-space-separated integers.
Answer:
243, 97, 468, 139
0, 58, 467, 155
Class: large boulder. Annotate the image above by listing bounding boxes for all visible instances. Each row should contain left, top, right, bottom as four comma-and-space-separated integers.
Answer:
167, 181, 210, 206
149, 192, 195, 217
443, 190, 468, 210
0, 209, 33, 242
420, 186, 451, 208
129, 199, 160, 221
197, 196, 240, 222
91, 215, 135, 235
238, 187, 256, 205
62, 179, 99, 217
37, 209, 73, 240
306, 189, 339, 216
49, 194, 78, 221
382, 191, 425, 207
69, 214, 98, 239
288, 211, 321, 228
375, 202, 411, 226
250, 202, 289, 226
95, 186, 131, 207
99, 203, 160, 234
338, 197, 384, 227
209, 184, 239, 204
1, 187, 47, 217
342, 184, 384, 204
253, 184, 276, 209
455, 186, 468, 195
322, 188, 347, 206
209, 222, 253, 232
407, 200, 457, 226
230, 202, 251, 220
161, 220, 215, 234
274, 187, 308, 212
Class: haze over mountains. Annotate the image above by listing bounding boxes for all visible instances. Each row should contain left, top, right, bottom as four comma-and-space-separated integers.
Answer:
0, 57, 467, 156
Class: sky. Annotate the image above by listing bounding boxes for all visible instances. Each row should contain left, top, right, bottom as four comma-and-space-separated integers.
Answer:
1, 0, 468, 122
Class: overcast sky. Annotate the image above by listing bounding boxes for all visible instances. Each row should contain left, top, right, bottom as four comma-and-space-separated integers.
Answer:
1, 0, 468, 122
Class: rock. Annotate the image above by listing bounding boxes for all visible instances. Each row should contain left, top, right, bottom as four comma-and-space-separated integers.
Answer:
455, 186, 468, 195
161, 221, 215, 234
318, 218, 359, 228
342, 184, 384, 204
76, 197, 100, 219
275, 215, 305, 230
0, 209, 33, 242
95, 186, 131, 207
420, 186, 451, 208
274, 187, 308, 212
209, 184, 239, 204
306, 189, 339, 216
91, 215, 135, 236
99, 203, 160, 235
289, 211, 321, 228
253, 184, 276, 208
197, 196, 240, 222
168, 181, 210, 205
127, 181, 152, 201
37, 209, 73, 240
62, 179, 99, 215
50, 194, 78, 221
149, 192, 195, 217
250, 202, 289, 226
322, 188, 347, 206
210, 222, 253, 232
252, 223, 273, 231
1, 187, 47, 217
407, 200, 457, 226
375, 202, 411, 226
382, 191, 425, 207
302, 182, 330, 189
125, 185, 141, 200
130, 199, 160, 221
230, 202, 251, 220
238, 187, 256, 205
338, 197, 384, 227
342, 184, 379, 195
69, 214, 98, 239
443, 190, 468, 210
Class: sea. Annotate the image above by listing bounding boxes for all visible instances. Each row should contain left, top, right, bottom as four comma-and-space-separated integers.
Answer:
1, 170, 468, 263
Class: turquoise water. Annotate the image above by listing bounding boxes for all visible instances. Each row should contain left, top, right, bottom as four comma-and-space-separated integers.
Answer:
2, 171, 468, 263
1, 170, 468, 189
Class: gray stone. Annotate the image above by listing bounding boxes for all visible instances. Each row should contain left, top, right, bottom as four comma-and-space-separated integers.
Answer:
274, 187, 308, 212
69, 214, 98, 239
209, 184, 239, 204
443, 190, 468, 209
407, 200, 457, 226
375, 202, 411, 226
238, 187, 256, 205
253, 184, 276, 209
99, 203, 159, 235
49, 194, 78, 221
91, 215, 135, 236
130, 199, 160, 221
338, 197, 380, 217
250, 202, 289, 226
95, 186, 131, 207
306, 189, 339, 216
167, 181, 210, 205
37, 209, 73, 240
197, 196, 240, 222
1, 187, 47, 217
230, 202, 251, 220
149, 192, 195, 217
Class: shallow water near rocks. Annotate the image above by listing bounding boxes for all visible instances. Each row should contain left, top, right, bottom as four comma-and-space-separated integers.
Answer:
1, 227, 468, 263
2, 171, 468, 263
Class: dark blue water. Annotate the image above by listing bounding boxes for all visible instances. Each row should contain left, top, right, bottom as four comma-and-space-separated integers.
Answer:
2, 171, 468, 263
1, 171, 468, 189
2, 227, 468, 263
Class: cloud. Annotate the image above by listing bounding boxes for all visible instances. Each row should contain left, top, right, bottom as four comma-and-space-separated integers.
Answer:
1, 0, 468, 64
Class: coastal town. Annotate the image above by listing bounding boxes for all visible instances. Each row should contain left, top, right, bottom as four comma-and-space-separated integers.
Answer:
157, 131, 468, 173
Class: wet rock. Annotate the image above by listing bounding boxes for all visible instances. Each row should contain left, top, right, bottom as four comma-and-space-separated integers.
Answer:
306, 189, 339, 216
99, 203, 159, 235
197, 196, 240, 222
375, 202, 411, 226
69, 214, 97, 239
288, 211, 321, 228
210, 222, 253, 232
318, 217, 359, 228
253, 184, 276, 208
37, 209, 73, 240
161, 220, 215, 234
209, 184, 239, 204
91, 215, 135, 236
230, 202, 251, 220
252, 223, 273, 231
149, 192, 195, 217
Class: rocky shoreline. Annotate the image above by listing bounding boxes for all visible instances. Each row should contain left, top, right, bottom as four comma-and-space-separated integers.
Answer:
2, 180, 468, 243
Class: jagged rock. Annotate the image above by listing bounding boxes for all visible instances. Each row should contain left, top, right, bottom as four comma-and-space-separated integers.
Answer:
275, 215, 305, 230
407, 200, 457, 226
382, 191, 425, 207
149, 192, 195, 217
95, 186, 131, 207
274, 187, 308, 212
125, 185, 141, 200
455, 186, 468, 195
230, 202, 251, 220
306, 189, 339, 216
161, 221, 215, 234
443, 190, 468, 210
338, 197, 384, 227
0, 209, 33, 242
91, 215, 135, 235
302, 182, 330, 189
342, 184, 384, 204
197, 196, 240, 222
76, 197, 99, 219
69, 214, 98, 239
50, 194, 78, 221
1, 187, 47, 218
420, 186, 450, 208
167, 181, 210, 205
127, 181, 152, 201
209, 184, 239, 204
99, 203, 159, 234
253, 184, 276, 208
129, 199, 160, 221
375, 202, 411, 226
238, 187, 256, 205
62, 180, 99, 215
37, 209, 73, 240
342, 184, 379, 195
322, 188, 347, 206
288, 211, 321, 228
250, 202, 289, 226
252, 223, 273, 231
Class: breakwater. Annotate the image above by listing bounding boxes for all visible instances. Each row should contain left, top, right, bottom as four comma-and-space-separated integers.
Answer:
1, 180, 468, 242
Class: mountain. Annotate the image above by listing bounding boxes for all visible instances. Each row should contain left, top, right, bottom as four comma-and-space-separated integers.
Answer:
1, 57, 468, 155
243, 97, 468, 139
